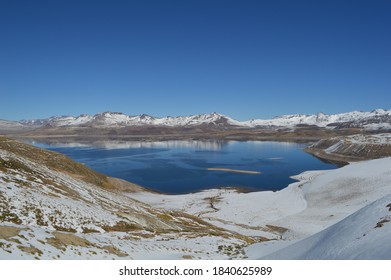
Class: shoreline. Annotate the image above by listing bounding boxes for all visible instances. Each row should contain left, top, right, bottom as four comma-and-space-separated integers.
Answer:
303, 147, 352, 166
207, 168, 261, 174
4, 130, 356, 144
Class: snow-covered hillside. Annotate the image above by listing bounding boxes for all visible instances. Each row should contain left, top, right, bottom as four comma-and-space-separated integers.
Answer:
306, 133, 391, 161
262, 194, 391, 259
133, 156, 391, 260
0, 120, 29, 131
4, 108, 390, 130
242, 109, 391, 129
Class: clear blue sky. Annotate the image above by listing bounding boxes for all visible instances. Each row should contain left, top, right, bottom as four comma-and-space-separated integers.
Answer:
1, 0, 390, 121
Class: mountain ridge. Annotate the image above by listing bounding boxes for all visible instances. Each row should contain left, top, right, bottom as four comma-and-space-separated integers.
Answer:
4, 108, 391, 130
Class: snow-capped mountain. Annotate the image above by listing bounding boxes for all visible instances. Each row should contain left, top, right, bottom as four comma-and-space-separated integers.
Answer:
2, 109, 391, 132
0, 119, 28, 131
18, 112, 238, 128
242, 109, 391, 129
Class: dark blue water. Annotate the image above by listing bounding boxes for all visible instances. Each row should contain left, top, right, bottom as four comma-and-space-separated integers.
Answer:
30, 140, 336, 194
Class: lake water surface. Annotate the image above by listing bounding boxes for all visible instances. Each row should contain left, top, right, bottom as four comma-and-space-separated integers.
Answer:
30, 140, 337, 194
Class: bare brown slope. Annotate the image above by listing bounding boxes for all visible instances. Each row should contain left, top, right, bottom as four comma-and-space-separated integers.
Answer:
305, 134, 391, 163
0, 136, 144, 192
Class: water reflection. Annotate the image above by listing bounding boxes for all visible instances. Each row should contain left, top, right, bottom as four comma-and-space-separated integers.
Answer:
28, 139, 229, 151
26, 139, 337, 194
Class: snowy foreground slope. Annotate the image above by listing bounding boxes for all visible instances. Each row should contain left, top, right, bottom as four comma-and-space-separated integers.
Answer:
133, 157, 391, 259
1, 137, 391, 259
263, 194, 391, 259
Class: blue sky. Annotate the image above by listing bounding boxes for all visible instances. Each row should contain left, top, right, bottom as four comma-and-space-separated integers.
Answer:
1, 0, 390, 121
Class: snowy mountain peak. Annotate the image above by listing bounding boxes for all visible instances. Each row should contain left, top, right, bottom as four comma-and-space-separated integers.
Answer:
316, 112, 325, 117
98, 111, 125, 117
372, 108, 387, 114
315, 112, 327, 122
139, 114, 154, 119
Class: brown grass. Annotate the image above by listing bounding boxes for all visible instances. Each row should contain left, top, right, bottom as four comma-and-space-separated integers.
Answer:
102, 221, 143, 232
102, 245, 128, 257
47, 232, 92, 249
265, 224, 288, 234
375, 219, 390, 228
0, 225, 24, 239
0, 137, 115, 190
17, 245, 43, 256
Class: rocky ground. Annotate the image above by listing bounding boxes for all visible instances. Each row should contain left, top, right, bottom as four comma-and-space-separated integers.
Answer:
305, 133, 391, 163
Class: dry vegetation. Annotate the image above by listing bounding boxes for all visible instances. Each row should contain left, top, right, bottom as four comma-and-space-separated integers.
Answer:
0, 137, 112, 189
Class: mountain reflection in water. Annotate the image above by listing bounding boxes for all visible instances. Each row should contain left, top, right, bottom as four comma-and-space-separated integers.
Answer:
28, 140, 337, 194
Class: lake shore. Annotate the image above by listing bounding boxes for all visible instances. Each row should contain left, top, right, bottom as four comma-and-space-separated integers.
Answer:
207, 167, 261, 174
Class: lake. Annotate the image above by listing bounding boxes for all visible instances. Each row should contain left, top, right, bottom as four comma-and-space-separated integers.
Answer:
29, 140, 337, 194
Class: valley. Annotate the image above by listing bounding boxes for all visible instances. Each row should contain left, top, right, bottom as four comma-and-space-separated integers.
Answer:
0, 109, 390, 259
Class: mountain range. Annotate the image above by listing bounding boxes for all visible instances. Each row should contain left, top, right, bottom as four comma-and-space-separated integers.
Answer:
1, 109, 390, 131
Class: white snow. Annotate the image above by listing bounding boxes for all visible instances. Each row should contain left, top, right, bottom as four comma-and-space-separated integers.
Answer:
34, 112, 238, 128
8, 108, 391, 129
345, 133, 391, 144
319, 133, 391, 154
132, 156, 391, 259
262, 194, 391, 259
241, 109, 391, 128
0, 120, 29, 130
